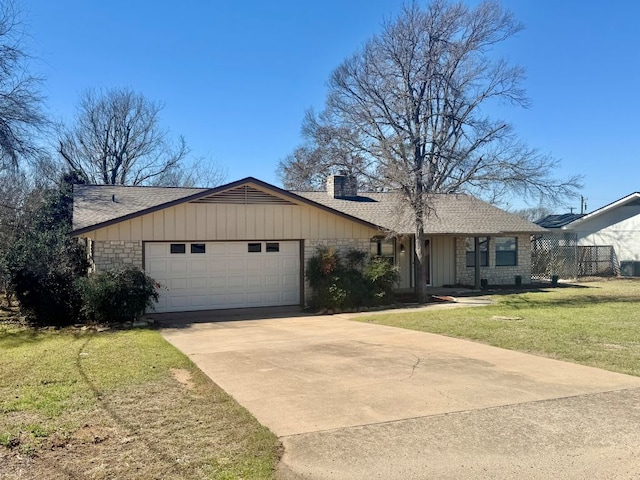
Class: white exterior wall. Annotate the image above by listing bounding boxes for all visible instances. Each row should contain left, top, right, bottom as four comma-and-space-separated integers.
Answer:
571, 205, 640, 262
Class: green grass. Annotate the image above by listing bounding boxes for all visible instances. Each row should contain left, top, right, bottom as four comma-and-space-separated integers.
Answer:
358, 279, 640, 376
0, 327, 279, 479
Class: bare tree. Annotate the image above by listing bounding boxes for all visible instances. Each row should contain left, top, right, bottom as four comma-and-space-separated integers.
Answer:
151, 156, 228, 188
279, 0, 581, 301
512, 205, 553, 223
0, 1, 47, 168
58, 88, 189, 186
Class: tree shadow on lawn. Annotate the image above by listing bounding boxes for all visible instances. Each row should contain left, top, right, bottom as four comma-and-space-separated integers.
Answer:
0, 325, 104, 348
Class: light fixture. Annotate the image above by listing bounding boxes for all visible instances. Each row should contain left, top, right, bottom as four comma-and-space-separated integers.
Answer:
400, 243, 405, 254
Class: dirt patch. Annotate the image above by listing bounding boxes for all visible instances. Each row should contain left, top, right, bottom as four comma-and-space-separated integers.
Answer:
171, 368, 195, 390
1, 372, 278, 479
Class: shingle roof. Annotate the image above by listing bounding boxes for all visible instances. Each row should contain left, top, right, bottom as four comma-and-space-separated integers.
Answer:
535, 213, 585, 229
72, 179, 546, 236
294, 191, 546, 235
73, 184, 206, 232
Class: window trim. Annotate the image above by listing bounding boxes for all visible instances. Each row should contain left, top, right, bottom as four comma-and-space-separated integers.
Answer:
495, 236, 518, 267
190, 243, 206, 254
170, 243, 186, 254
465, 237, 489, 268
370, 237, 395, 263
248, 242, 262, 253
266, 242, 280, 253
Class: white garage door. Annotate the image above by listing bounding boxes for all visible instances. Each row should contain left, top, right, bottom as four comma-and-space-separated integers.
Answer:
145, 241, 300, 313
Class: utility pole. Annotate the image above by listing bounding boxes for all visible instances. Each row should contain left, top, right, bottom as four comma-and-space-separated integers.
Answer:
580, 196, 587, 214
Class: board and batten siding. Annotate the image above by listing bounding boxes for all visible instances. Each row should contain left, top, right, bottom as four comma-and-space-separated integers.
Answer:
84, 202, 380, 242
430, 236, 456, 286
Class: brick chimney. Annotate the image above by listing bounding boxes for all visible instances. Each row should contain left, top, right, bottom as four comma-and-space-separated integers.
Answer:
327, 174, 357, 198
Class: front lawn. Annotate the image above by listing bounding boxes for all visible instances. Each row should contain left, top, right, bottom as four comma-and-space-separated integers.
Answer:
0, 327, 279, 479
358, 279, 640, 376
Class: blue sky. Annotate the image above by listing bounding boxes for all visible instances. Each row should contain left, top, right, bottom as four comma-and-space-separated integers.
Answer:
22, 0, 640, 213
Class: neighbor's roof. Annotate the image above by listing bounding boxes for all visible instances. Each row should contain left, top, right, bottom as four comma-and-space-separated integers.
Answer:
535, 213, 585, 229
535, 192, 640, 230
562, 192, 640, 228
294, 191, 546, 235
72, 178, 546, 236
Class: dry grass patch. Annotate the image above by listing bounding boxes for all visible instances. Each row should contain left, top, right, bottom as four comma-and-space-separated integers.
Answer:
0, 327, 279, 479
358, 279, 640, 376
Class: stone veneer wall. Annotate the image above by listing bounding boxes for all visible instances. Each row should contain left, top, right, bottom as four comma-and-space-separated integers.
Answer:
455, 234, 532, 286
92, 240, 143, 272
303, 238, 371, 303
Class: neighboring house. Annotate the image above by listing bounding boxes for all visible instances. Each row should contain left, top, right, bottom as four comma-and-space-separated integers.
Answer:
536, 192, 640, 276
72, 176, 545, 313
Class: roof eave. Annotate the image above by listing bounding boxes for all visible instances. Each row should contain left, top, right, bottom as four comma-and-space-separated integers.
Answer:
565, 192, 640, 228
72, 177, 383, 236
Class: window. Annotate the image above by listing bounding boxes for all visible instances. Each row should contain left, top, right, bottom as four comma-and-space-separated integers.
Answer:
495, 237, 517, 266
370, 238, 395, 264
466, 237, 488, 267
266, 242, 280, 252
170, 243, 186, 254
248, 242, 262, 253
190, 243, 206, 254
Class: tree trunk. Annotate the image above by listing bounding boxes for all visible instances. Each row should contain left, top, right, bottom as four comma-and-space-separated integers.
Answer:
415, 224, 428, 303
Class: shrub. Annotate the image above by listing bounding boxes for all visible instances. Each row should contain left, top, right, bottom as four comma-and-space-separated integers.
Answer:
3, 228, 88, 327
306, 246, 400, 310
364, 257, 401, 305
79, 266, 159, 324
1, 174, 90, 326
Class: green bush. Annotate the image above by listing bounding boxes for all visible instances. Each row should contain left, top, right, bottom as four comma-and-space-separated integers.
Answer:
79, 267, 159, 324
3, 228, 89, 327
364, 257, 401, 305
306, 246, 400, 310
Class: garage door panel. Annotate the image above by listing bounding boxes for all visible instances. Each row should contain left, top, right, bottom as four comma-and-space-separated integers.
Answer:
228, 276, 245, 288
282, 274, 298, 286
146, 243, 166, 255
281, 258, 299, 269
169, 296, 188, 308
190, 277, 208, 289
207, 243, 227, 254
227, 243, 248, 254
265, 275, 281, 286
282, 291, 298, 303
228, 259, 247, 272
148, 260, 167, 273
145, 241, 300, 313
189, 295, 209, 307
170, 278, 188, 290
247, 258, 265, 271
169, 260, 188, 273
189, 260, 208, 273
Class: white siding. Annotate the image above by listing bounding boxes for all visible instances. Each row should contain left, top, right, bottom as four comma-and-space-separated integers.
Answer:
572, 205, 640, 262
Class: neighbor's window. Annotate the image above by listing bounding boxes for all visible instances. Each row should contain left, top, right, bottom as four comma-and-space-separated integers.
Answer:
466, 237, 488, 267
170, 243, 186, 254
370, 238, 395, 264
495, 237, 517, 266
248, 242, 262, 253
190, 243, 206, 254
266, 242, 280, 252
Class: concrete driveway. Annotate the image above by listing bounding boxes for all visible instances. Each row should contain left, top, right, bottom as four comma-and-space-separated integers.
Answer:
159, 309, 640, 479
